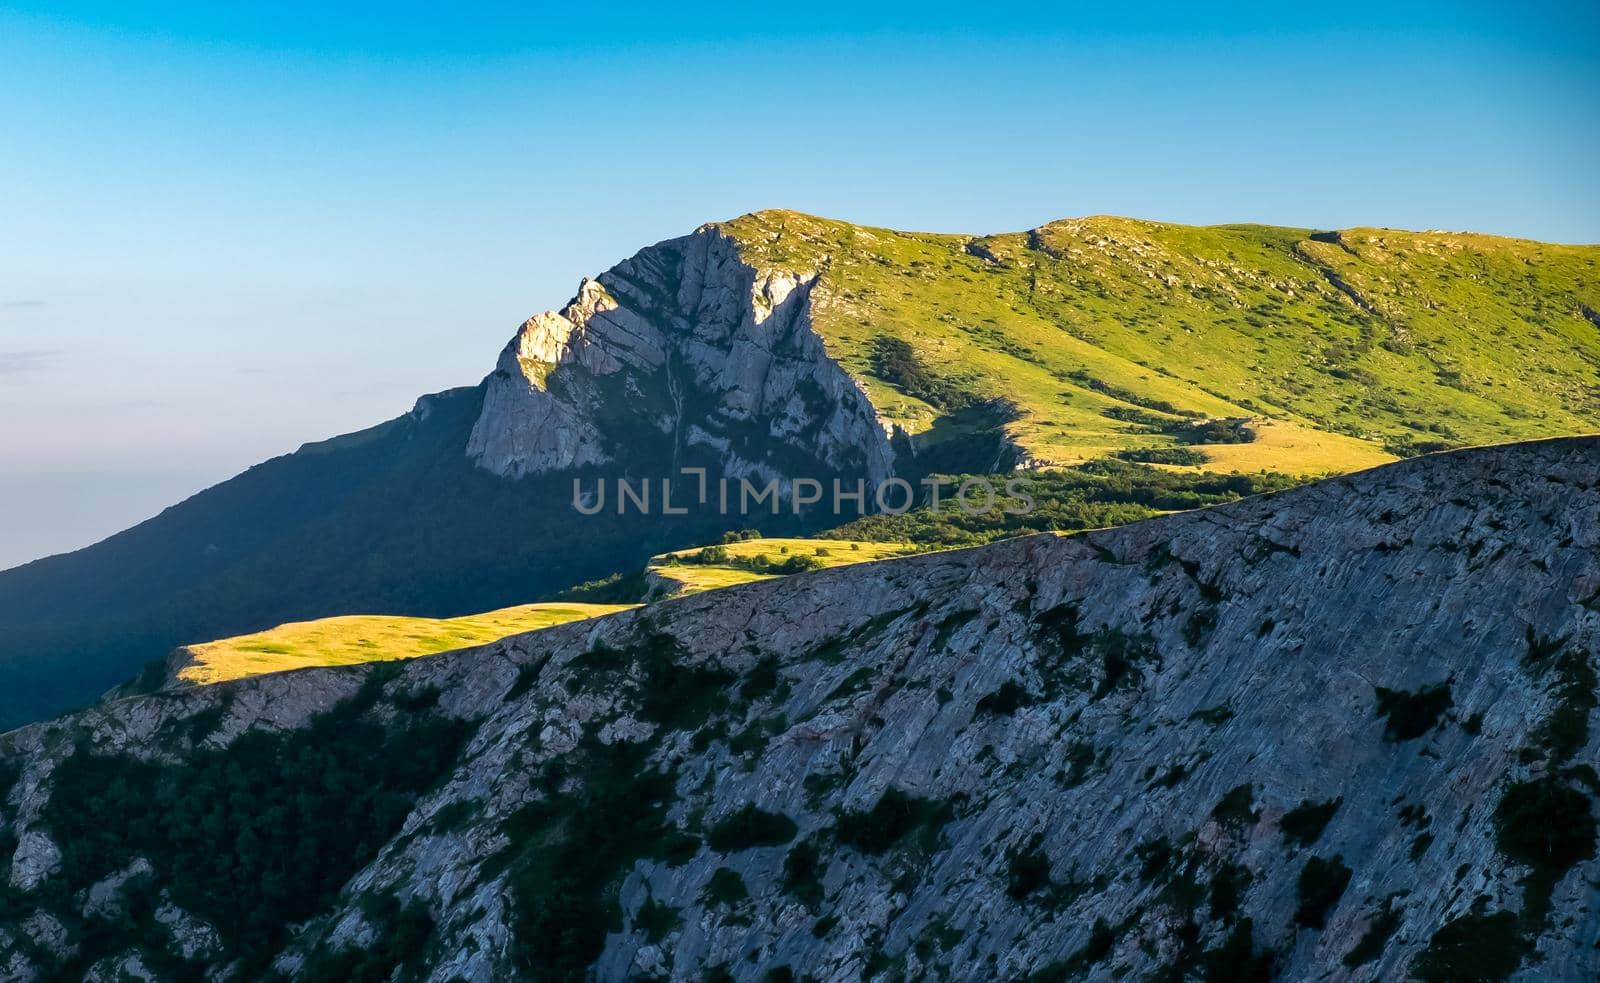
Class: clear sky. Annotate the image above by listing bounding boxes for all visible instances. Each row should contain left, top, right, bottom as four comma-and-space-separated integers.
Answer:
1, 1, 1597, 569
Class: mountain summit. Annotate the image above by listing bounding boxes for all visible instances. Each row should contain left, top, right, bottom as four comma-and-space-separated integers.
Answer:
466, 223, 896, 484
0, 211, 1596, 727
474, 208, 1598, 479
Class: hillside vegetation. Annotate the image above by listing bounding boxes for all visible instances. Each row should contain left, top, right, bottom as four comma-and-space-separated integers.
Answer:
721, 211, 1600, 472
645, 537, 918, 598
174, 602, 633, 684
5, 438, 1596, 980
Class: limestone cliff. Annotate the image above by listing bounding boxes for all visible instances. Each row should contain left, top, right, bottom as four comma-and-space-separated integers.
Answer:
467, 226, 899, 487
1, 437, 1597, 981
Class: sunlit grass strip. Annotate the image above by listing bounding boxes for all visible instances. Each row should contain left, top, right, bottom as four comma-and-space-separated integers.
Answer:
176, 602, 634, 684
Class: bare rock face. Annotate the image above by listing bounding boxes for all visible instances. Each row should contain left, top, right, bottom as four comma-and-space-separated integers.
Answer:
1, 438, 1597, 981
8, 831, 59, 892
467, 227, 897, 485
464, 279, 619, 475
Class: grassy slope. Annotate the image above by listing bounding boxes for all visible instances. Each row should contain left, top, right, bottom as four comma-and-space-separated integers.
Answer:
719, 211, 1600, 474
186, 540, 909, 681
175, 602, 633, 684
646, 538, 917, 596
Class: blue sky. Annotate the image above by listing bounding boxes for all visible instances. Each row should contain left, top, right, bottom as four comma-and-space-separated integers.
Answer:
1, 1, 1597, 568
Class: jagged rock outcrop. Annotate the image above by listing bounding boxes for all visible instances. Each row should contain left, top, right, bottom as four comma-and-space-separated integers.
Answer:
467, 227, 898, 486
2, 438, 1597, 981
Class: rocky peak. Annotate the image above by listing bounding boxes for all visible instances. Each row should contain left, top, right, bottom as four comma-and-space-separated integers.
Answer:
466, 224, 897, 486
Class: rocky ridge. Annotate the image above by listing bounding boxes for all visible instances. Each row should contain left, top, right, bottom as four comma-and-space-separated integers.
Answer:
1, 438, 1597, 981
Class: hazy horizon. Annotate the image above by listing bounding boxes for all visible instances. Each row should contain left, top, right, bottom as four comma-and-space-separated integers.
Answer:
3, 1, 1597, 569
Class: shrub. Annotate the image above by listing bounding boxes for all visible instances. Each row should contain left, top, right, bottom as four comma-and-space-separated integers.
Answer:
694, 545, 730, 564
299, 894, 436, 983
1183, 606, 1218, 646
1294, 855, 1352, 929
1210, 784, 1258, 828
706, 805, 799, 853
975, 680, 1034, 717
1410, 910, 1524, 982
1189, 705, 1233, 726
1029, 918, 1114, 980
552, 570, 650, 604
732, 553, 824, 575
834, 789, 954, 855
1529, 648, 1596, 764
1208, 862, 1251, 921
1078, 918, 1115, 966
1059, 742, 1097, 788
1115, 447, 1209, 466
869, 336, 977, 410
1135, 837, 1172, 882
632, 629, 736, 731
1493, 777, 1595, 873
1279, 797, 1341, 847
1201, 918, 1274, 983
1374, 683, 1452, 740
828, 667, 875, 701
633, 897, 680, 944
782, 838, 826, 909
829, 461, 1303, 550
702, 868, 749, 906
1180, 417, 1256, 445
1409, 832, 1434, 860
738, 656, 782, 703
1005, 845, 1052, 899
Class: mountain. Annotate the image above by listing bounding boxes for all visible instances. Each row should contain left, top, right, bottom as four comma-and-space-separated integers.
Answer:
0, 386, 748, 729
1, 211, 1597, 728
715, 213, 1600, 466
467, 210, 1600, 480
1, 437, 1595, 981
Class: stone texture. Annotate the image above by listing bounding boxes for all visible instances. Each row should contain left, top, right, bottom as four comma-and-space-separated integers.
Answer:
466, 228, 898, 485
0, 438, 1596, 981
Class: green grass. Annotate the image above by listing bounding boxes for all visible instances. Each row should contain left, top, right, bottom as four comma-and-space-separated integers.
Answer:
834, 462, 1304, 547
646, 538, 917, 597
176, 602, 634, 684
716, 210, 1600, 476
636, 462, 1309, 604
